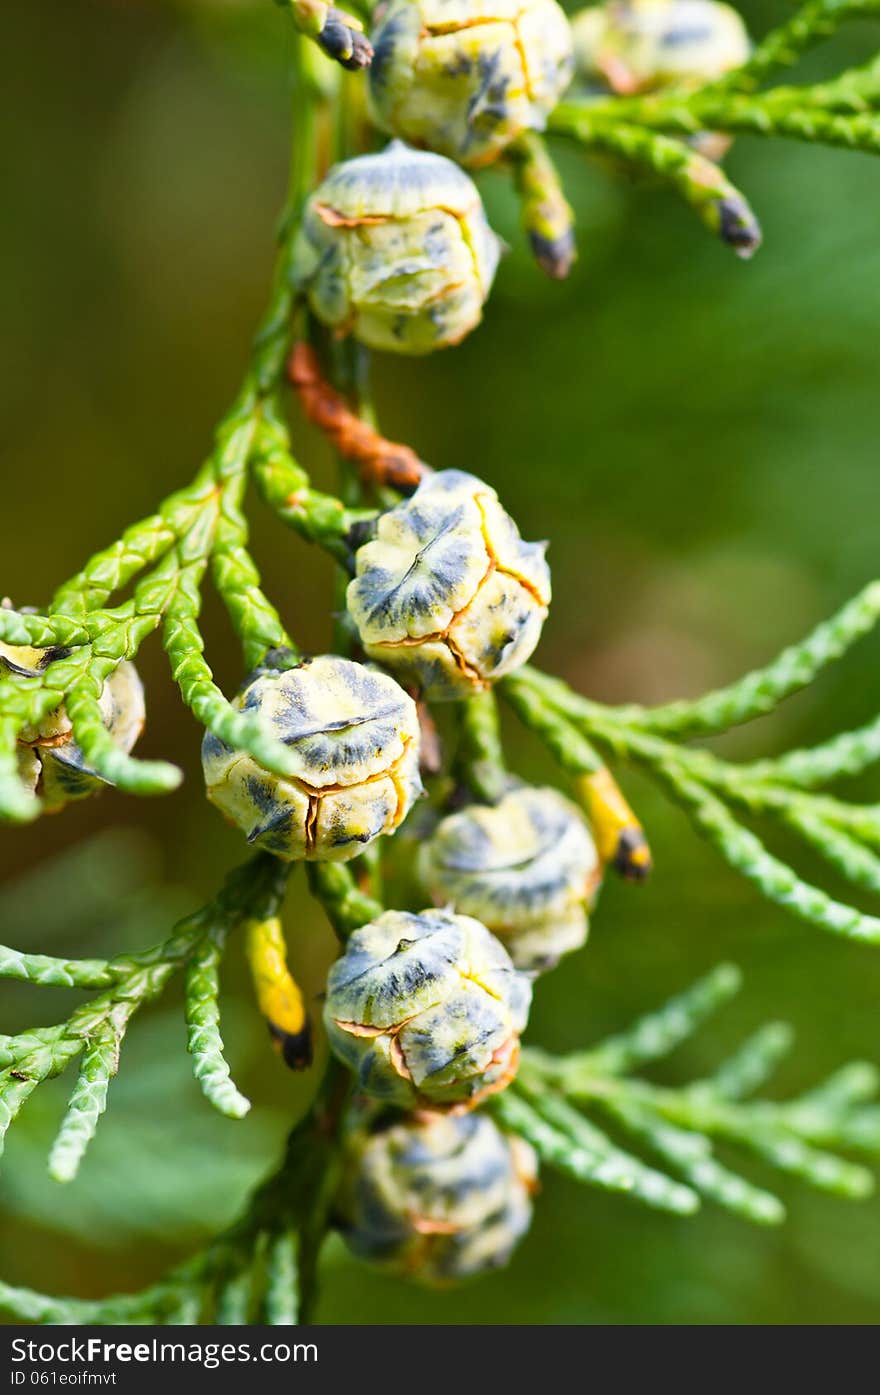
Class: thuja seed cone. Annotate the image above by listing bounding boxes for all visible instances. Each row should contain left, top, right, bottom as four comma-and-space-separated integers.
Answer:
368, 0, 574, 168
571, 0, 751, 96
294, 141, 500, 355
0, 641, 145, 812
422, 785, 601, 972
347, 469, 551, 700
338, 1111, 538, 1285
323, 908, 532, 1108
202, 655, 422, 862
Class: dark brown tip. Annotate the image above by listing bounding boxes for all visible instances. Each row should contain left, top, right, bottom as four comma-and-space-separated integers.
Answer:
269, 1019, 313, 1071
612, 827, 653, 882
320, 15, 374, 70
529, 230, 578, 281
717, 198, 762, 260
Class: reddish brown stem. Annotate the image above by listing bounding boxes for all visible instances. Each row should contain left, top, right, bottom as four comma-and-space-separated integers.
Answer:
288, 343, 428, 493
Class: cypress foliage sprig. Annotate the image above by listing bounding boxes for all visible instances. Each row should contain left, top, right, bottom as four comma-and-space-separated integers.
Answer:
5, 962, 872, 1325
0, 854, 289, 1179
185, 929, 253, 1122
710, 0, 880, 93
567, 121, 763, 256
0, 103, 307, 825
0, 1060, 346, 1326
510, 966, 879, 1225
502, 573, 880, 942
491, 1087, 700, 1215
551, 0, 880, 255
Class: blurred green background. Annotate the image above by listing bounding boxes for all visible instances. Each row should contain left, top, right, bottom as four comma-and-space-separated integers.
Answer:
2, 0, 880, 1325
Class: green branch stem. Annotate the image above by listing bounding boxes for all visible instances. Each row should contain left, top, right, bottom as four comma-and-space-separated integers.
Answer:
306, 861, 383, 940
454, 691, 511, 803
